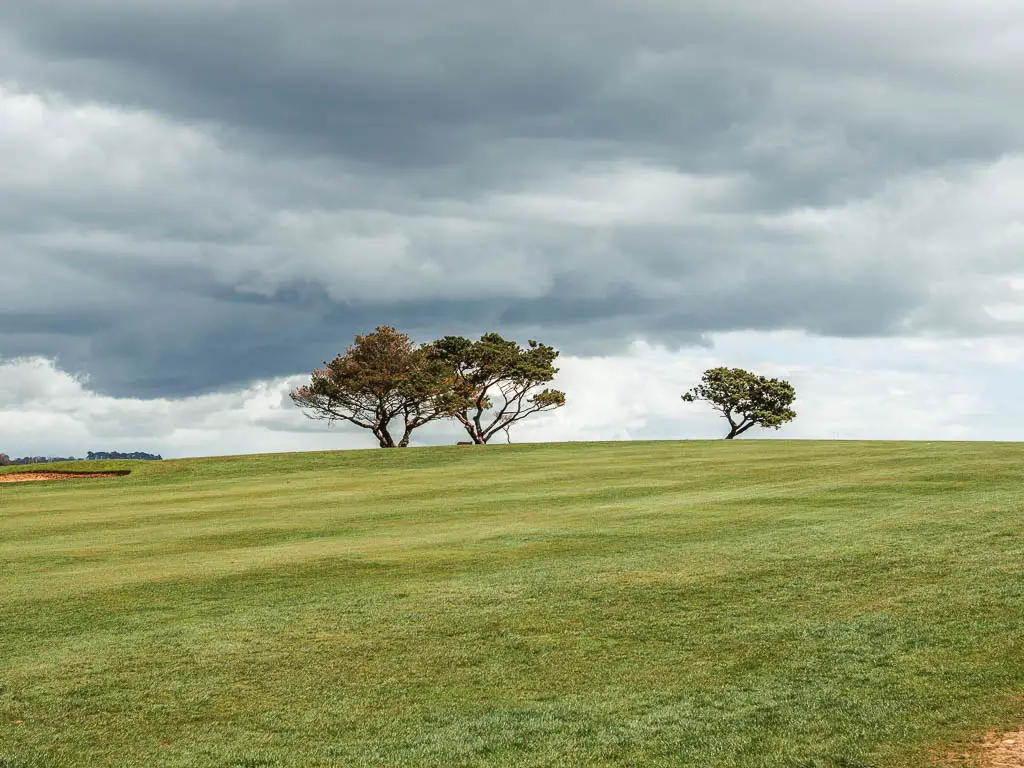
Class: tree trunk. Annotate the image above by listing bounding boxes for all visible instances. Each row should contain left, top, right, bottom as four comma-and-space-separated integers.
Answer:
374, 425, 397, 448
398, 425, 413, 448
472, 406, 486, 443
724, 409, 739, 440
459, 420, 487, 444
726, 420, 755, 439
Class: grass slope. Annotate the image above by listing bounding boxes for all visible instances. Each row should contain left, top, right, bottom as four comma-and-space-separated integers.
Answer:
0, 441, 1021, 767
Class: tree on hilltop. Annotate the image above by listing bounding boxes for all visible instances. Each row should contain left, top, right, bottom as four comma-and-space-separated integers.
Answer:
290, 326, 454, 448
431, 333, 565, 444
682, 367, 796, 439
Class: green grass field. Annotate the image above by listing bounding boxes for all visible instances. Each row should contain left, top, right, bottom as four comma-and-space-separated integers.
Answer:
1, 441, 1021, 767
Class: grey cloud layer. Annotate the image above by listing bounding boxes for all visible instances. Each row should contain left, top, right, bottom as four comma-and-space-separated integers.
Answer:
1, 0, 1023, 396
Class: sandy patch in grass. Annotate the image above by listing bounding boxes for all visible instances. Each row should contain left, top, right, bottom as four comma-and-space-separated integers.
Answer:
978, 731, 1024, 768
936, 730, 1023, 767
0, 471, 130, 483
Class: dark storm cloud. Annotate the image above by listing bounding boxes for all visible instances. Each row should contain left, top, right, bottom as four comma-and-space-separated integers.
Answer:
2, 0, 610, 169
1, 0, 1022, 396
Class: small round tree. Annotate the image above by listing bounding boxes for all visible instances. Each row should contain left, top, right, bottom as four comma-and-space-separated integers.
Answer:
682, 367, 796, 439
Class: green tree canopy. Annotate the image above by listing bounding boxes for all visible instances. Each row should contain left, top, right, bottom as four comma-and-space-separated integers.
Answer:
682, 367, 796, 439
431, 333, 566, 444
290, 326, 453, 448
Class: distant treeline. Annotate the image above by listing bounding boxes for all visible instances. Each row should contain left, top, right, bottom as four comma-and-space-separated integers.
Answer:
0, 452, 162, 466
86, 452, 163, 461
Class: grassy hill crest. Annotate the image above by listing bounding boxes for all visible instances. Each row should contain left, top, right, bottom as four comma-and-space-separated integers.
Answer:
2, 441, 1021, 767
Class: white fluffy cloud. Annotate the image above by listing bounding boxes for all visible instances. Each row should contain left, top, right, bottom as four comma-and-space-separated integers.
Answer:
3, 332, 1021, 460
0, 358, 366, 458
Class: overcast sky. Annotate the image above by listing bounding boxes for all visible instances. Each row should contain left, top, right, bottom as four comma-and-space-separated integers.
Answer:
2, 0, 1024, 457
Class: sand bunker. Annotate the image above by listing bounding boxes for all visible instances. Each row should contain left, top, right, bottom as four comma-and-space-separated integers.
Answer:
0, 471, 130, 484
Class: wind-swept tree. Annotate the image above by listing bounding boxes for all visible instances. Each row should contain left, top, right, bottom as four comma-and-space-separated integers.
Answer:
290, 326, 453, 448
431, 333, 566, 444
681, 367, 796, 439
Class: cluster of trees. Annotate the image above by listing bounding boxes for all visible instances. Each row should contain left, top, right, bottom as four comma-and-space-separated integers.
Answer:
0, 454, 79, 466
290, 327, 566, 447
293, 327, 799, 447
0, 452, 163, 466
85, 451, 163, 461
3, 341, 797, 463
